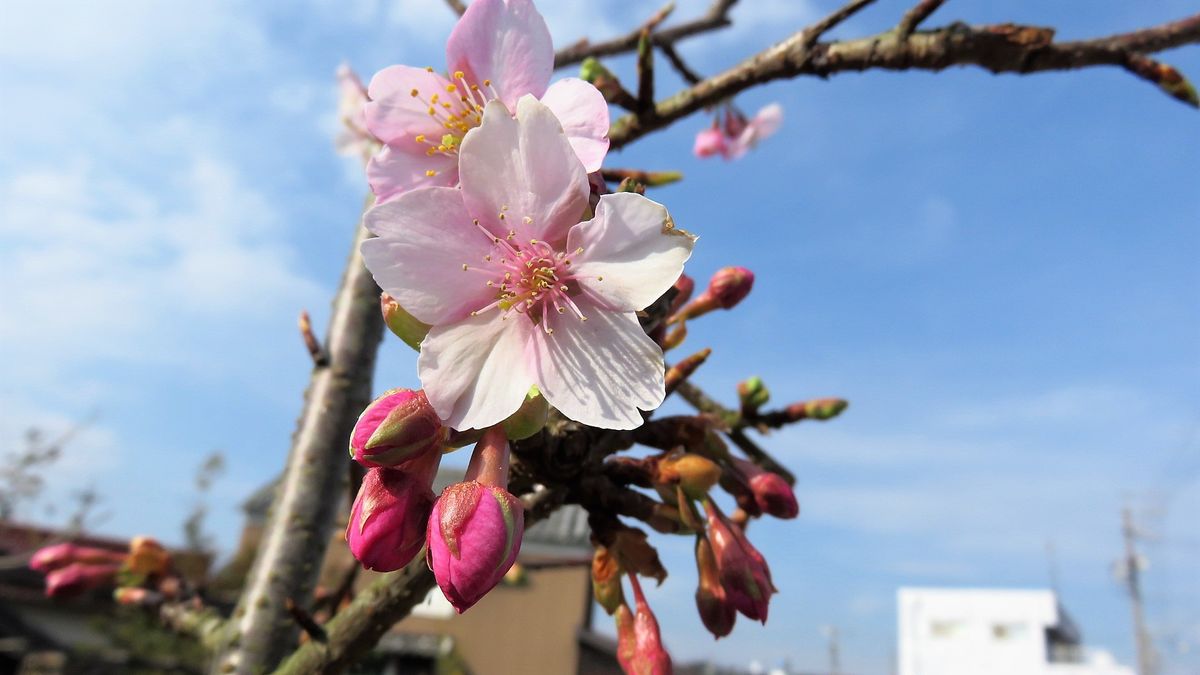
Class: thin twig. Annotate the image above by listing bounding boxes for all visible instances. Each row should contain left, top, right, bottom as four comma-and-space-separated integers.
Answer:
286, 598, 328, 644
804, 0, 879, 49
443, 0, 466, 17
636, 30, 656, 116
298, 310, 329, 367
673, 381, 796, 484
554, 0, 739, 68
660, 43, 704, 85
610, 12, 1200, 148
897, 0, 947, 40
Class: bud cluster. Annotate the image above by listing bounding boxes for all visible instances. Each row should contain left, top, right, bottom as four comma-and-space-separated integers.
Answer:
30, 537, 173, 600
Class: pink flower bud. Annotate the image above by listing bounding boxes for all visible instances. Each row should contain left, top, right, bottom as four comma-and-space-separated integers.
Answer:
704, 499, 776, 623
694, 534, 736, 639
347, 452, 439, 572
427, 480, 524, 612
733, 458, 799, 520
29, 543, 126, 573
677, 266, 755, 320
350, 388, 446, 468
693, 127, 728, 159
627, 575, 673, 674
615, 603, 637, 671
44, 562, 120, 598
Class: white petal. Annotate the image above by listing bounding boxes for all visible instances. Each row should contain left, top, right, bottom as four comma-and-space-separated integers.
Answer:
419, 311, 536, 430
540, 78, 610, 173
459, 98, 588, 246
568, 192, 696, 312
361, 188, 497, 325
532, 303, 665, 430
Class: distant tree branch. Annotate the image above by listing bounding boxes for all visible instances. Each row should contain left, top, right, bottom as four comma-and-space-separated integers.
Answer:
555, 0, 739, 68
610, 10, 1200, 148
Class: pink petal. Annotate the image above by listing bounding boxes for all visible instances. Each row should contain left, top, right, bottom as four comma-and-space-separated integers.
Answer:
361, 187, 495, 325
364, 65, 455, 143
419, 311, 536, 430
540, 78, 610, 173
730, 103, 783, 159
445, 0, 553, 110
568, 193, 696, 312
459, 98, 588, 246
531, 302, 664, 430
693, 127, 728, 159
366, 141, 458, 203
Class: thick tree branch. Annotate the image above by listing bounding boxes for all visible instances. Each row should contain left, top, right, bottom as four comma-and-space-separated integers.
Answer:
211, 213, 385, 674
555, 0, 739, 68
610, 12, 1200, 148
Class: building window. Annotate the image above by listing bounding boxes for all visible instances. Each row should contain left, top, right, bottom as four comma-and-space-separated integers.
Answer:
992, 623, 1028, 641
930, 620, 964, 638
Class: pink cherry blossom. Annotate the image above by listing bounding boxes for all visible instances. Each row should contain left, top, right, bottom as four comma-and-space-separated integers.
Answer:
361, 97, 695, 431
363, 0, 609, 203
694, 103, 783, 161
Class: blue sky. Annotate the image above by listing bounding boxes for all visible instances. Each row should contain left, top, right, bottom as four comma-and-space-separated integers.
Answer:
1, 1, 1197, 673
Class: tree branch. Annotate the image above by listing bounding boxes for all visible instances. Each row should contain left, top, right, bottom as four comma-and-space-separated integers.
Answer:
610, 12, 1200, 148
555, 0, 739, 68
897, 0, 946, 40
210, 208, 385, 674
443, 0, 466, 17
673, 381, 796, 484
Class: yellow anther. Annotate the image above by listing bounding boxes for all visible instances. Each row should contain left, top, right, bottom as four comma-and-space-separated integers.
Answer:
462, 264, 469, 271
410, 88, 419, 97
426, 170, 438, 177
425, 66, 434, 73
414, 134, 426, 143
499, 213, 506, 220
446, 84, 457, 92
428, 106, 437, 115
454, 70, 465, 79
523, 216, 533, 224
431, 93, 439, 103
483, 79, 492, 86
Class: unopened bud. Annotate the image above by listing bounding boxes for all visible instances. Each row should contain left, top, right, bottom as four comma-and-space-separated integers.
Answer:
664, 348, 710, 396
704, 499, 775, 623
381, 292, 431, 351
592, 546, 625, 615
628, 574, 673, 674
658, 452, 722, 500
428, 480, 524, 612
502, 388, 549, 441
737, 376, 770, 413
786, 397, 848, 422
695, 534, 736, 638
734, 459, 798, 520
29, 543, 126, 573
45, 563, 120, 598
615, 602, 637, 671
579, 57, 613, 84
350, 388, 446, 468
127, 537, 170, 577
347, 458, 438, 572
661, 322, 687, 350
669, 274, 695, 317
678, 266, 755, 320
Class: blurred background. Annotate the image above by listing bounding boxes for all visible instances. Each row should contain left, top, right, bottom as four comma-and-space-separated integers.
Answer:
1, 0, 1197, 673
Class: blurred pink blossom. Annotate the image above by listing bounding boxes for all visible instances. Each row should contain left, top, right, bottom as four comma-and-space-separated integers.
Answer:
693, 103, 783, 160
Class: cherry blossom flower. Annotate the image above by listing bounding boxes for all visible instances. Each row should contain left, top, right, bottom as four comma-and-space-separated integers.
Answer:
361, 97, 695, 431
363, 0, 609, 202
693, 103, 783, 160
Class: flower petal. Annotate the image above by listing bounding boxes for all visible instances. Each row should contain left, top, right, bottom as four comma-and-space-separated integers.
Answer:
532, 303, 665, 430
730, 103, 783, 159
364, 65, 456, 143
540, 78, 610, 173
459, 97, 588, 245
445, 0, 553, 110
568, 192, 696, 312
419, 311, 536, 430
361, 187, 495, 325
366, 141, 457, 203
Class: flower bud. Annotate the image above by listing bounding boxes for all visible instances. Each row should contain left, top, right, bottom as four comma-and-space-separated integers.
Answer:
785, 397, 849, 422
628, 575, 673, 674
615, 602, 637, 672
29, 543, 125, 573
127, 537, 170, 577
44, 563, 120, 598
693, 126, 728, 159
704, 499, 775, 623
661, 322, 687, 351
579, 57, 613, 84
737, 376, 770, 413
734, 454, 801, 516
592, 545, 625, 615
381, 292, 431, 351
668, 274, 695, 317
347, 456, 438, 572
694, 534, 736, 638
664, 348, 711, 397
350, 388, 446, 468
678, 267, 755, 320
427, 480, 524, 612
657, 452, 722, 500
502, 388, 549, 441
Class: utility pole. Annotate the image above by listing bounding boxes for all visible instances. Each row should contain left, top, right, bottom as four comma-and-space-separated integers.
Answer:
1120, 506, 1157, 675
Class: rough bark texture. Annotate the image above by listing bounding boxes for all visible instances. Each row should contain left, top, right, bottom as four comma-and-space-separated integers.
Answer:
210, 221, 383, 674
609, 12, 1200, 148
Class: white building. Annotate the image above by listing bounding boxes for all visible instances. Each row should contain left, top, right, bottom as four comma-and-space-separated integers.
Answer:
898, 588, 1135, 675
